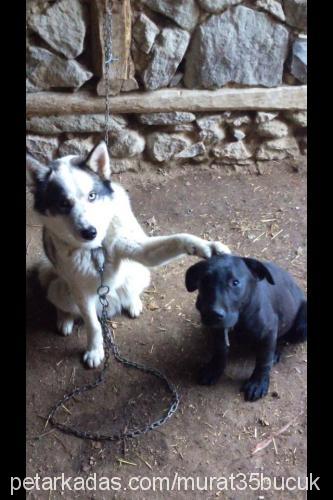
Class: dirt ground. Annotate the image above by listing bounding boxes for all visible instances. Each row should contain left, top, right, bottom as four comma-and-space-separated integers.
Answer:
26, 160, 307, 499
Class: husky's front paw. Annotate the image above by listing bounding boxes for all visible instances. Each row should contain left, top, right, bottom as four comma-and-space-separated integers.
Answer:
126, 298, 143, 318
57, 312, 75, 336
83, 345, 105, 368
182, 236, 212, 259
183, 236, 231, 259
209, 241, 231, 256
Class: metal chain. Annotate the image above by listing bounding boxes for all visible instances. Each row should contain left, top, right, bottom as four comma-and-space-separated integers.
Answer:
47, 1, 180, 440
103, 0, 118, 147
48, 251, 180, 441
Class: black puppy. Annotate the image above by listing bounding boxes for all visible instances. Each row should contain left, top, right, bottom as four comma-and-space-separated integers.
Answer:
185, 255, 307, 401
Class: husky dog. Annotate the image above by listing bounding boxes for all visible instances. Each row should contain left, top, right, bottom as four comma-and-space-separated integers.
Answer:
27, 142, 230, 368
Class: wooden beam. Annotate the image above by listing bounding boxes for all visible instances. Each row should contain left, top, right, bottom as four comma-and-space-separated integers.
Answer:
26, 86, 307, 117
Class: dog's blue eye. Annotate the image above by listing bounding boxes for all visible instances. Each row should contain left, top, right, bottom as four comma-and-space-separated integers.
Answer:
88, 191, 97, 202
232, 279, 240, 286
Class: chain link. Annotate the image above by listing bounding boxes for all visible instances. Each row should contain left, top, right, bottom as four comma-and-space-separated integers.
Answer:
47, 3, 180, 439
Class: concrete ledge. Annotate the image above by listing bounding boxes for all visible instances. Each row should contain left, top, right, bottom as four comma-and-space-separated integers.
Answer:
26, 86, 307, 116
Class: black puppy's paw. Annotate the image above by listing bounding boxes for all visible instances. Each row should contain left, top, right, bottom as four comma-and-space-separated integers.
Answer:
273, 350, 281, 364
241, 374, 270, 402
197, 362, 223, 385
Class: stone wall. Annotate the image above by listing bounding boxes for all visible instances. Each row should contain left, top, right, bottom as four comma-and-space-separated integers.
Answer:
26, 0, 307, 171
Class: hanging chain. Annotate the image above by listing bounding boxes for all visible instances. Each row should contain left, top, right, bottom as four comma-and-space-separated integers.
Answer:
103, 0, 118, 147
47, 1, 180, 441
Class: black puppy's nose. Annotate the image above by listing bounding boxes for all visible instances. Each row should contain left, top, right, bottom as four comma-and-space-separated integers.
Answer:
80, 226, 97, 241
211, 308, 225, 320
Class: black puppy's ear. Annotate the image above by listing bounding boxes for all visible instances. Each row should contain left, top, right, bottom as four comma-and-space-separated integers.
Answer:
185, 260, 208, 292
85, 141, 111, 180
242, 258, 275, 285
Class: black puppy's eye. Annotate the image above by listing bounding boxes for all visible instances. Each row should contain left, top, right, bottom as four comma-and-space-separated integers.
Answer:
232, 279, 240, 286
88, 191, 97, 202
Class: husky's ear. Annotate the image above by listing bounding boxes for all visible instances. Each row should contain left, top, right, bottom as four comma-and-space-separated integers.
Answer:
242, 257, 275, 285
85, 141, 111, 180
185, 260, 208, 292
26, 155, 51, 185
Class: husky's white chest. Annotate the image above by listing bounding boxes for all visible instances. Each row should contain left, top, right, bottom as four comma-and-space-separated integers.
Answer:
57, 247, 101, 289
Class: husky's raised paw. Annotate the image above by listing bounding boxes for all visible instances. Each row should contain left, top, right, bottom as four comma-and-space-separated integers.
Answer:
182, 236, 231, 259
182, 236, 212, 259
210, 241, 231, 256
83, 345, 105, 368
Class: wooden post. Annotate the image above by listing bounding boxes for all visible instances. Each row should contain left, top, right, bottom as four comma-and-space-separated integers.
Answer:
91, 0, 137, 96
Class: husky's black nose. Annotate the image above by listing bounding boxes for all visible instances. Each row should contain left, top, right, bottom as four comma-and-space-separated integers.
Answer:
80, 226, 97, 241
